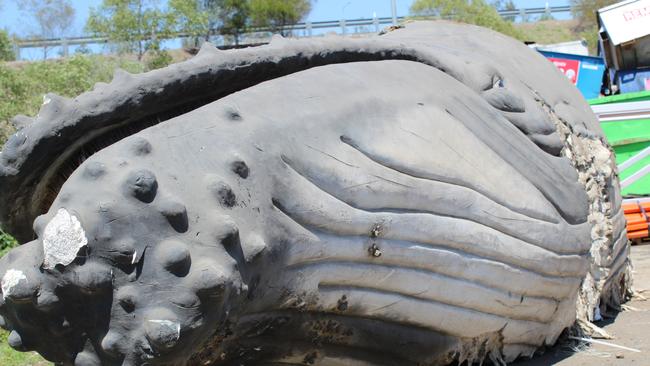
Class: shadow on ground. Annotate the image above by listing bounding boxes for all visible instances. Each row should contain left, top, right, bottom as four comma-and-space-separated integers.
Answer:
512, 244, 650, 366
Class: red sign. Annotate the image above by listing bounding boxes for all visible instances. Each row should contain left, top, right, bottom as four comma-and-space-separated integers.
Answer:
623, 6, 649, 21
548, 57, 580, 84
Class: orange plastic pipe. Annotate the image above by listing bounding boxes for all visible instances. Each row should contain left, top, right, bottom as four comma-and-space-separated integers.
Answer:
626, 216, 646, 223
627, 222, 649, 231
628, 230, 649, 239
623, 202, 650, 214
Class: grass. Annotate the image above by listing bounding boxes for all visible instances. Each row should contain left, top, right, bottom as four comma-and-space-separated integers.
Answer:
514, 19, 601, 56
0, 49, 192, 146
516, 19, 580, 45
1, 232, 50, 364
0, 54, 147, 145
0, 330, 49, 365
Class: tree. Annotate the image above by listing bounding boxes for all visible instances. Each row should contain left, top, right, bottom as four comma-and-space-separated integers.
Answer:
249, 0, 311, 36
0, 30, 15, 61
220, 0, 250, 45
410, 0, 522, 39
0, 31, 14, 61
86, 0, 174, 60
170, 0, 249, 47
538, 12, 555, 22
19, 0, 75, 59
491, 0, 516, 22
571, 0, 619, 30
570, 0, 618, 54
169, 0, 212, 46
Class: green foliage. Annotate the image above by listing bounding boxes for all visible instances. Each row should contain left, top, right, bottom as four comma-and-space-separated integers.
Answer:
0, 30, 15, 61
0, 329, 47, 366
144, 45, 172, 70
86, 0, 175, 60
410, 0, 523, 39
0, 229, 17, 257
570, 0, 618, 30
169, 0, 211, 46
538, 11, 555, 22
517, 19, 579, 44
249, 0, 311, 36
75, 44, 92, 55
169, 0, 250, 46
0, 64, 32, 143
570, 0, 619, 54
0, 55, 144, 145
491, 0, 516, 22
220, 0, 250, 45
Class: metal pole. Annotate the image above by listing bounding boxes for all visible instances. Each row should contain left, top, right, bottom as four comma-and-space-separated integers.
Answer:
62, 37, 68, 57
12, 41, 20, 61
391, 0, 398, 25
340, 1, 351, 35
545, 2, 551, 18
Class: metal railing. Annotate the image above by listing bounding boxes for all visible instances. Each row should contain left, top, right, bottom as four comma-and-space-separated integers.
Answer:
618, 144, 650, 191
12, 5, 572, 59
591, 100, 650, 123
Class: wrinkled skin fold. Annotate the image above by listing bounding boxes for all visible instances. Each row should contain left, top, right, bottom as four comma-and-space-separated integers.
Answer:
0, 22, 630, 365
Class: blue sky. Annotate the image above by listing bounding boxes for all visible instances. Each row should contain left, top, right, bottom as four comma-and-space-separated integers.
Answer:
1, 0, 571, 59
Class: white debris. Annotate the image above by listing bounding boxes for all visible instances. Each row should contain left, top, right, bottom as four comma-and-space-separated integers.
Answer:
148, 319, 180, 331
242, 234, 267, 262
568, 336, 641, 353
594, 307, 602, 321
1, 269, 27, 300
43, 208, 88, 270
148, 319, 181, 342
42, 95, 51, 105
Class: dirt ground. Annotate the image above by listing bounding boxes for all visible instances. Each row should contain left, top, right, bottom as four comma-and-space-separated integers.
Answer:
513, 244, 650, 365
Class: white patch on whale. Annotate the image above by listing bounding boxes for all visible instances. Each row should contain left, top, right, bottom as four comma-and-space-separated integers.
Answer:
1, 269, 27, 299
43, 208, 88, 269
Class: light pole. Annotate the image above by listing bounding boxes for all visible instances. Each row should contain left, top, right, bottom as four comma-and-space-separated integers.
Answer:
342, 1, 352, 18
391, 0, 397, 25
341, 1, 351, 35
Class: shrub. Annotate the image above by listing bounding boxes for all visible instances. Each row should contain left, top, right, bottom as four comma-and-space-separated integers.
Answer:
145, 48, 173, 71
0, 55, 145, 145
0, 30, 15, 61
75, 43, 92, 55
0, 229, 17, 257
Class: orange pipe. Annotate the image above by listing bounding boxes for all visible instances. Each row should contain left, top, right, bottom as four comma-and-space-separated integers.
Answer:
626, 216, 646, 223
628, 230, 649, 239
623, 202, 650, 214
627, 222, 649, 231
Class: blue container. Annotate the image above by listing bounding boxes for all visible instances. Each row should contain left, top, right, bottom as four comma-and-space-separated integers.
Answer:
538, 50, 606, 100
617, 68, 650, 94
